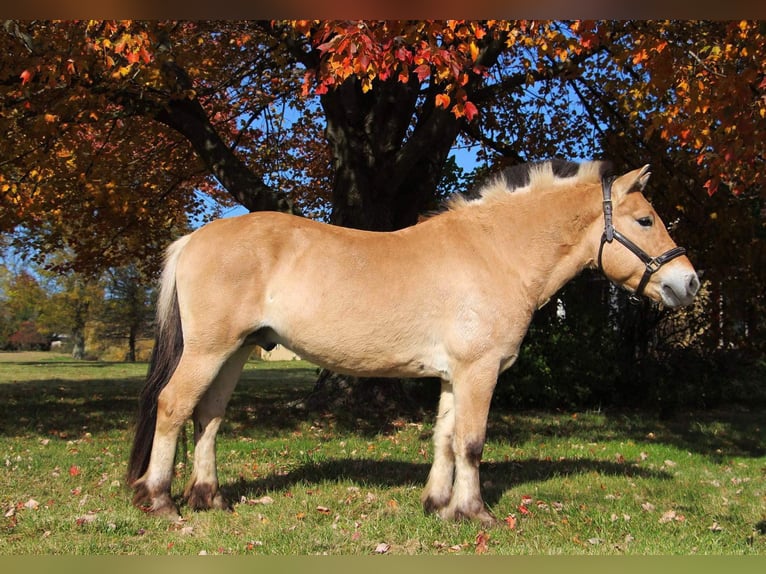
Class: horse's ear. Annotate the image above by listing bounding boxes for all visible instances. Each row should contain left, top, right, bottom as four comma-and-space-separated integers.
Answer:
613, 164, 651, 197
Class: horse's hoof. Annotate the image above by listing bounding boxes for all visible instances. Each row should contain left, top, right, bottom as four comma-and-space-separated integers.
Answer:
185, 482, 230, 511
421, 494, 450, 515
439, 503, 497, 527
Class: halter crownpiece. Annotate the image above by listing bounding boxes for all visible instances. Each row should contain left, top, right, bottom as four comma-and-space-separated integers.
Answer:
597, 174, 687, 302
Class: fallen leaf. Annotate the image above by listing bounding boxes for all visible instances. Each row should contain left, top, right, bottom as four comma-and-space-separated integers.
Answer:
374, 542, 390, 554
504, 514, 517, 530
659, 510, 677, 523
316, 505, 332, 514
475, 530, 490, 554
249, 496, 274, 505
75, 512, 97, 526
710, 522, 723, 532
5, 506, 15, 518
641, 502, 656, 512
24, 499, 39, 510
69, 465, 81, 477
588, 537, 603, 545
663, 459, 677, 467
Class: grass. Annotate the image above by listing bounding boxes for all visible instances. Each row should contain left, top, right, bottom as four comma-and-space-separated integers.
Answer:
0, 351, 764, 555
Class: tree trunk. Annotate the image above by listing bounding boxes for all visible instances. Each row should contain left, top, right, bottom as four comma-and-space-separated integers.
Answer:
71, 330, 85, 360
127, 323, 137, 362
297, 78, 464, 413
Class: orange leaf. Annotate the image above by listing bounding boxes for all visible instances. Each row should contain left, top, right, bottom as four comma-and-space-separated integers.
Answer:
69, 465, 81, 477
505, 515, 517, 529
435, 93, 451, 109
20, 69, 33, 85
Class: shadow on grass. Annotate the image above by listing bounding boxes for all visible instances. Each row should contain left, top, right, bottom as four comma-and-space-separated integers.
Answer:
0, 367, 318, 438
222, 456, 673, 509
1, 364, 763, 462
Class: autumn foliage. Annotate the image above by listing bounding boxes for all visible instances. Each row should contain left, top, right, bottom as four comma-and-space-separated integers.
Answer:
0, 20, 764, 274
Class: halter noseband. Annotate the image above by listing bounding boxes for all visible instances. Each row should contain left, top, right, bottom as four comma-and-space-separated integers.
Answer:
597, 175, 687, 302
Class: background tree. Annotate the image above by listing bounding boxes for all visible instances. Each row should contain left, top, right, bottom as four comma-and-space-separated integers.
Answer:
0, 269, 48, 350
94, 265, 155, 362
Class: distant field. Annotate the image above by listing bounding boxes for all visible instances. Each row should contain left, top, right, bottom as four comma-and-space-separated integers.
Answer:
0, 351, 764, 555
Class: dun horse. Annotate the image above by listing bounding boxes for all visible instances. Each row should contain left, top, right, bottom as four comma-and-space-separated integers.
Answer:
128, 160, 700, 525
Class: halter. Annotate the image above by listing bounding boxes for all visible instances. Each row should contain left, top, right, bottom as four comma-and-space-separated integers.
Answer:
597, 175, 687, 302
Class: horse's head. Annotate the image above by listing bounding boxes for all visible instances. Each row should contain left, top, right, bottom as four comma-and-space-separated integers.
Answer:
596, 165, 700, 308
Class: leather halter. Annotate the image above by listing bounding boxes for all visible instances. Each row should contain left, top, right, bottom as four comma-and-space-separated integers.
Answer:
597, 175, 687, 302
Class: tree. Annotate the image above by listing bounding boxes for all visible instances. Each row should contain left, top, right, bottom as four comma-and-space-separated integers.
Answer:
0, 270, 48, 348
1, 20, 764, 406
95, 265, 155, 361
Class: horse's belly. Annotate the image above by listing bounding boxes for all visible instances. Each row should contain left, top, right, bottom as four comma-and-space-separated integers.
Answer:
271, 318, 450, 380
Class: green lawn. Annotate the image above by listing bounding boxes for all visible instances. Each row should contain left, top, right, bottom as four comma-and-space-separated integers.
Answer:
0, 352, 764, 555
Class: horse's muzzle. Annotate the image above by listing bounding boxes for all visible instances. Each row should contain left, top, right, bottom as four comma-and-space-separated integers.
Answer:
660, 270, 700, 308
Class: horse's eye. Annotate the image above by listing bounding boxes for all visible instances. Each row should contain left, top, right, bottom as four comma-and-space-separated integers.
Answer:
637, 216, 654, 227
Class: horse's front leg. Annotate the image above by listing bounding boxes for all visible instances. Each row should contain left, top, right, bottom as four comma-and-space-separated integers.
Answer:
184, 346, 252, 511
421, 380, 455, 514
438, 361, 498, 526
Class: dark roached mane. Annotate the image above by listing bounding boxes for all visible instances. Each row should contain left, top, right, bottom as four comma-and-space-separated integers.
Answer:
500, 158, 613, 191
455, 159, 615, 206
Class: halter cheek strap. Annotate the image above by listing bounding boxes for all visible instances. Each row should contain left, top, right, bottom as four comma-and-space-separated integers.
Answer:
598, 175, 687, 301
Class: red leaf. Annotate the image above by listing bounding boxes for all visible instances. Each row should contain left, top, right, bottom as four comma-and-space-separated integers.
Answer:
20, 69, 33, 85
505, 515, 517, 529
69, 465, 81, 477
414, 64, 431, 82
475, 530, 490, 554
463, 101, 479, 121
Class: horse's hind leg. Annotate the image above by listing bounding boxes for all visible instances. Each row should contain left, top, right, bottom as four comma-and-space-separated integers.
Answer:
133, 351, 227, 519
421, 380, 455, 514
184, 346, 253, 511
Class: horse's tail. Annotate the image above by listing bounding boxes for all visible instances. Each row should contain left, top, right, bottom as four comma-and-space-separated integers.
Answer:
127, 234, 191, 485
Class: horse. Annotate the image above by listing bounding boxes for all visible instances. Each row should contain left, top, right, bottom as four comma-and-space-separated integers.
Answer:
127, 159, 700, 525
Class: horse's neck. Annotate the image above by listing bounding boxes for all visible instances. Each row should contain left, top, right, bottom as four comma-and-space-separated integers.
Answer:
482, 183, 602, 307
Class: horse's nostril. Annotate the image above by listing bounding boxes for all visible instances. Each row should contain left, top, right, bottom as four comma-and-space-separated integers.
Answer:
688, 273, 700, 295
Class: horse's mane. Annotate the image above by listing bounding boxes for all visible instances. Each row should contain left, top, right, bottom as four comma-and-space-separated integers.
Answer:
444, 159, 612, 213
